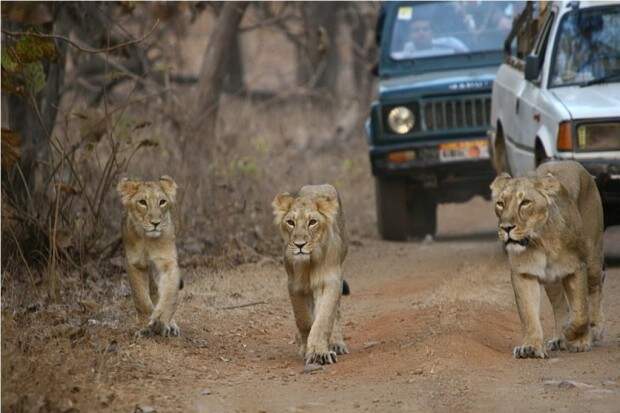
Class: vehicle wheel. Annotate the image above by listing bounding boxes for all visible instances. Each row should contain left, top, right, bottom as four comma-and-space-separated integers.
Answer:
409, 190, 437, 238
375, 178, 410, 241
492, 132, 510, 174
535, 141, 549, 167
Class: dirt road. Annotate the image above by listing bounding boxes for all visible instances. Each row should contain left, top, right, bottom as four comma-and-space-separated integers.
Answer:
3, 198, 620, 412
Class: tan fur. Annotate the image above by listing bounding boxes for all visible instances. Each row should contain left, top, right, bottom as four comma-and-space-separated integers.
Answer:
272, 184, 349, 365
490, 161, 604, 358
117, 176, 183, 337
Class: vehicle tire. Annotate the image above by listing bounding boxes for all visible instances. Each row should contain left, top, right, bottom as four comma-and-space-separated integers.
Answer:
409, 190, 437, 238
375, 177, 410, 241
535, 140, 549, 167
492, 132, 510, 175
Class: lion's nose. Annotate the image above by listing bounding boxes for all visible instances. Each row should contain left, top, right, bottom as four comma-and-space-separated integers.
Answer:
151, 220, 161, 229
500, 224, 515, 235
294, 241, 307, 249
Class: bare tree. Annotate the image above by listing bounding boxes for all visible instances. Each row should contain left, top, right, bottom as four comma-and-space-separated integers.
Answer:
2, 3, 69, 197
296, 3, 341, 91
193, 2, 249, 155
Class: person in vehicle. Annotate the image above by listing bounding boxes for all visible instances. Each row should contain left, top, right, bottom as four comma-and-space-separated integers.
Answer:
552, 10, 620, 85
393, 11, 469, 59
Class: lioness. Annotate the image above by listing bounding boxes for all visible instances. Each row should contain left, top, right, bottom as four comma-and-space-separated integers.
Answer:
117, 176, 183, 337
490, 161, 604, 358
272, 184, 350, 365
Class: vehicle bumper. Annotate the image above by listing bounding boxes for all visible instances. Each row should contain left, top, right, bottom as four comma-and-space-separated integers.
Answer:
369, 143, 496, 202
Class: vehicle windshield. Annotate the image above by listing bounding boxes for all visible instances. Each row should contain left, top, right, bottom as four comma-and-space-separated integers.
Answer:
389, 2, 522, 61
550, 5, 620, 87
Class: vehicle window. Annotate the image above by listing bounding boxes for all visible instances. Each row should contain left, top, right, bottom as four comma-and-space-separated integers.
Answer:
390, 2, 524, 60
550, 5, 620, 87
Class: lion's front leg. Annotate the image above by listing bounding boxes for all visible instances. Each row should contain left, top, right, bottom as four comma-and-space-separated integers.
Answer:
329, 306, 348, 355
305, 278, 341, 365
127, 263, 154, 317
562, 268, 591, 352
544, 282, 569, 351
511, 272, 547, 359
145, 257, 182, 337
289, 290, 313, 357
588, 267, 605, 343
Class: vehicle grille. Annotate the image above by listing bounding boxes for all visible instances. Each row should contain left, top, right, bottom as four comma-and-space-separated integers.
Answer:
422, 95, 491, 131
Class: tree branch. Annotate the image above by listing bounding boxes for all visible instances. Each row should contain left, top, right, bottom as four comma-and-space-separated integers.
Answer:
1, 19, 160, 54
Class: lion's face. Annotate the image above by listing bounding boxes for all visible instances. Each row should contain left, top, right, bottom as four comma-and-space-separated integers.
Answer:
490, 173, 562, 254
117, 176, 177, 238
272, 192, 338, 262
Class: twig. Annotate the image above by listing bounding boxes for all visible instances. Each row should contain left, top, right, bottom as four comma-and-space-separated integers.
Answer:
1, 20, 160, 55
219, 301, 266, 310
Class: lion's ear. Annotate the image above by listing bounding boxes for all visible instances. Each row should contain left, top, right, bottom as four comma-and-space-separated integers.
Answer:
316, 195, 339, 221
537, 172, 562, 198
272, 192, 294, 224
159, 175, 178, 203
490, 172, 511, 199
117, 178, 140, 206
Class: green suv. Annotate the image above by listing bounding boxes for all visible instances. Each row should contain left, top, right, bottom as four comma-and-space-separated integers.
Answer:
366, 1, 523, 240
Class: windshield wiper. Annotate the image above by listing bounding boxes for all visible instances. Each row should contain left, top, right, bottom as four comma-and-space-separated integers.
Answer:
580, 71, 620, 87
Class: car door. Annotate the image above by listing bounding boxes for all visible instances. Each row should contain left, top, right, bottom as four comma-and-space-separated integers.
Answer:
513, 11, 556, 175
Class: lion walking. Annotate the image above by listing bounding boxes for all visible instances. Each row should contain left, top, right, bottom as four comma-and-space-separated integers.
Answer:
117, 176, 183, 337
272, 184, 350, 365
490, 161, 604, 358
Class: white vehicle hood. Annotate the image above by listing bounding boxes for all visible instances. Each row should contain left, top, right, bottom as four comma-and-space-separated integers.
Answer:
551, 83, 620, 120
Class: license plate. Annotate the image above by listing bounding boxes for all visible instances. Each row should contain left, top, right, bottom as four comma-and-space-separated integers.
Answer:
439, 139, 489, 162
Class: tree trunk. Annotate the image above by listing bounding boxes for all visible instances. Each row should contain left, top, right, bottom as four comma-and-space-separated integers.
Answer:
222, 32, 245, 94
296, 3, 341, 92
194, 2, 248, 154
3, 4, 68, 201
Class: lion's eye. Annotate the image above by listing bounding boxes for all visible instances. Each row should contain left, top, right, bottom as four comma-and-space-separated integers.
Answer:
138, 199, 147, 207
159, 199, 167, 207
308, 219, 317, 227
286, 219, 295, 227
520, 200, 532, 208
496, 201, 504, 209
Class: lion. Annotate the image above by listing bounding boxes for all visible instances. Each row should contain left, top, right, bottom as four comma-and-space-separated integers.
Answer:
272, 184, 350, 365
117, 176, 183, 337
490, 160, 605, 359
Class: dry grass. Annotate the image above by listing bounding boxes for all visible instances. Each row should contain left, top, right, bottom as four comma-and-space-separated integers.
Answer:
1, 6, 379, 410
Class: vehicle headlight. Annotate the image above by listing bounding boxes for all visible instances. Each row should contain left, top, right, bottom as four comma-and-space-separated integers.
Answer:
576, 122, 620, 151
387, 106, 415, 134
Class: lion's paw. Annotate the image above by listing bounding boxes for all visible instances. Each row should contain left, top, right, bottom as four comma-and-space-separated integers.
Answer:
329, 342, 349, 355
590, 324, 605, 343
168, 320, 181, 337
305, 347, 337, 365
136, 319, 180, 338
566, 335, 592, 353
513, 344, 548, 359
546, 337, 567, 351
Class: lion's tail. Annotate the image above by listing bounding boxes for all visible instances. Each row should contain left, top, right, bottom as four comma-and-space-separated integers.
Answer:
342, 279, 350, 296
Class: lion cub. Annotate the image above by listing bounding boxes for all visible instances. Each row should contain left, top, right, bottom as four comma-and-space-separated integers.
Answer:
491, 161, 604, 358
272, 184, 350, 365
117, 176, 183, 337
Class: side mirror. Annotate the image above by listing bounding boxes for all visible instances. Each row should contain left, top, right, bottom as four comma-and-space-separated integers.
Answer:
524, 54, 541, 82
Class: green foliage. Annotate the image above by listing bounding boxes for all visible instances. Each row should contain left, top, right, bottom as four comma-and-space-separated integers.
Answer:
15, 34, 57, 63
1, 50, 19, 72
1, 33, 57, 97
23, 62, 47, 94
